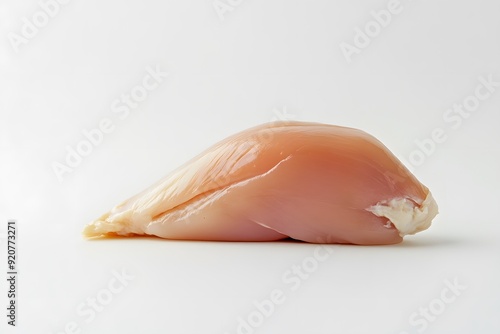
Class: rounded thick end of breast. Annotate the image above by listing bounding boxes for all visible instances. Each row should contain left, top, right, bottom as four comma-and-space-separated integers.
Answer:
366, 191, 439, 238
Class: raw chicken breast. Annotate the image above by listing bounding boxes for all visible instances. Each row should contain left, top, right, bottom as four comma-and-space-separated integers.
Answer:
84, 121, 438, 245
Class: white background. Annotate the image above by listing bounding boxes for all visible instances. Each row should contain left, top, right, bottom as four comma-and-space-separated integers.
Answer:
1, 0, 500, 333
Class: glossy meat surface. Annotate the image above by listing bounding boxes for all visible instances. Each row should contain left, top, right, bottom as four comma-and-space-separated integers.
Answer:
84, 122, 438, 245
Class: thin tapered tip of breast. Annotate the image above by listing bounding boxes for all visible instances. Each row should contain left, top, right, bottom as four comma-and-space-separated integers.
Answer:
83, 213, 114, 238
83, 208, 151, 238
82, 222, 105, 238
83, 212, 130, 238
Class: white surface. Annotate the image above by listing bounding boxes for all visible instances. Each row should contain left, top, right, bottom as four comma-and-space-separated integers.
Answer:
1, 0, 500, 333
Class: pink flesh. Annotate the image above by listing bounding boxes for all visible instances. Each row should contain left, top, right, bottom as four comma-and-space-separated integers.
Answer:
122, 122, 431, 245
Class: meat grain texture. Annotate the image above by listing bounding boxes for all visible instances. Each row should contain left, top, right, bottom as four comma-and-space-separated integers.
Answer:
84, 122, 438, 245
